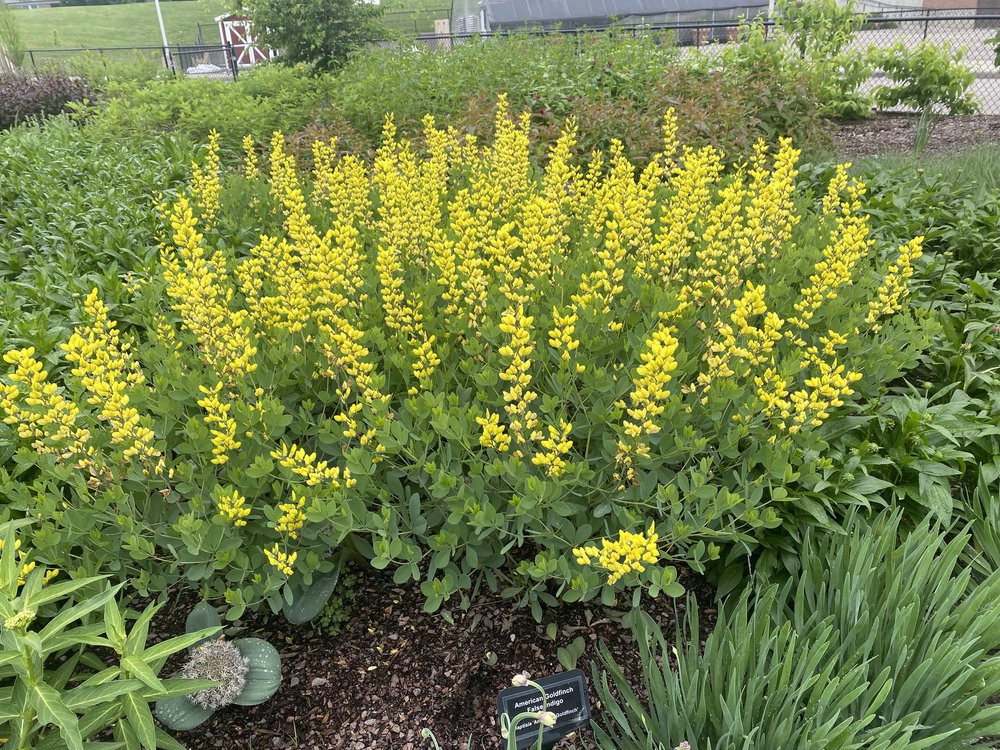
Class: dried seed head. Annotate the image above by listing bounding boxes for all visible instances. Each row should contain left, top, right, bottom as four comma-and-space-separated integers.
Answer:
182, 640, 250, 710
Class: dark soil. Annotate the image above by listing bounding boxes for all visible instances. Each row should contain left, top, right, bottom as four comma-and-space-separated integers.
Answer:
833, 112, 1000, 158
150, 566, 716, 750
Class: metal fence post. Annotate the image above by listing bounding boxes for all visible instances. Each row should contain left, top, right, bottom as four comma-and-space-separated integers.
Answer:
226, 42, 238, 80
923, 8, 930, 41
28, 50, 36, 72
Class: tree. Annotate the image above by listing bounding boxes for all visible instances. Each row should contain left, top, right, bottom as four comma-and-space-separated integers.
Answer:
244, 0, 384, 72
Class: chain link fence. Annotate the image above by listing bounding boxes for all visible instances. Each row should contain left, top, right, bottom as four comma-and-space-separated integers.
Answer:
23, 44, 240, 81
382, 9, 1000, 114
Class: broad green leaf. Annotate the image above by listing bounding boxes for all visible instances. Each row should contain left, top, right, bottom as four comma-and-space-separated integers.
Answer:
184, 602, 222, 651
154, 695, 215, 731
231, 638, 281, 706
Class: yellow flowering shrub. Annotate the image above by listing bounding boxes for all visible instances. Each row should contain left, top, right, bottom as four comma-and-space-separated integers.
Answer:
0, 100, 930, 617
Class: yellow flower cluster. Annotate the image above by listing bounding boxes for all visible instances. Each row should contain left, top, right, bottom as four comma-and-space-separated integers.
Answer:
622, 324, 679, 444
197, 382, 241, 465
263, 544, 296, 576
788, 359, 863, 433
476, 410, 511, 453
548, 306, 581, 366
62, 289, 160, 464
320, 315, 388, 447
191, 129, 222, 225
531, 421, 574, 477
0, 347, 91, 462
573, 522, 660, 585
615, 323, 679, 488
867, 236, 924, 331
217, 488, 251, 527
275, 491, 307, 539
271, 441, 354, 489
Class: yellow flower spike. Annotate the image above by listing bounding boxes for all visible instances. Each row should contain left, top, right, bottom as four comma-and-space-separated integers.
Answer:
197, 382, 241, 466
191, 129, 222, 225
161, 195, 258, 381
498, 305, 539, 447
275, 491, 308, 539
242, 134, 259, 182
531, 421, 574, 477
867, 236, 924, 331
61, 289, 158, 466
217, 488, 251, 527
271, 441, 351, 489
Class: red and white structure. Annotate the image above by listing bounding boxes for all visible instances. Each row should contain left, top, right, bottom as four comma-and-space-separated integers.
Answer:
216, 14, 275, 68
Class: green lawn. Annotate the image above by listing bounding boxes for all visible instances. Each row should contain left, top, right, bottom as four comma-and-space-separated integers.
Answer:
380, 0, 453, 33
11, 0, 455, 54
14, 0, 227, 50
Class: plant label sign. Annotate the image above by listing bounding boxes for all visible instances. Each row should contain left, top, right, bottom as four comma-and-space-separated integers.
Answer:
496, 669, 591, 749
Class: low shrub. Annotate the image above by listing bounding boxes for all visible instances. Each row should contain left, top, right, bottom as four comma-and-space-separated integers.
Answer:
83, 31, 830, 166
872, 41, 978, 151
0, 72, 91, 131
84, 64, 357, 157
0, 107, 928, 620
596, 517, 1000, 749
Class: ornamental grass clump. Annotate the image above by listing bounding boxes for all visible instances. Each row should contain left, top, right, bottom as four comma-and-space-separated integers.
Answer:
0, 98, 931, 620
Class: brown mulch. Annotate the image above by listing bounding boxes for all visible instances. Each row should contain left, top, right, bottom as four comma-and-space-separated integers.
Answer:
149, 565, 716, 750
832, 112, 1000, 158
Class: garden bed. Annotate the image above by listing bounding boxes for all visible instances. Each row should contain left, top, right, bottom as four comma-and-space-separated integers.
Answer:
834, 112, 1000, 156
152, 567, 716, 749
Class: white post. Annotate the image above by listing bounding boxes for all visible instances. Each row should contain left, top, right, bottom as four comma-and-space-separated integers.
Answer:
153, 0, 172, 71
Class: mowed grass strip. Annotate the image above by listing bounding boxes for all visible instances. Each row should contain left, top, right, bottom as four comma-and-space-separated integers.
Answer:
14, 0, 227, 50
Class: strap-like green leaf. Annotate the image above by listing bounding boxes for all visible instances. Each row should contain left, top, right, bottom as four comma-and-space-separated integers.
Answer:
63, 680, 145, 712
142, 626, 220, 667
22, 575, 108, 611
136, 677, 218, 701
124, 602, 163, 658
38, 585, 122, 646
31, 681, 84, 750
120, 655, 166, 694
121, 692, 156, 750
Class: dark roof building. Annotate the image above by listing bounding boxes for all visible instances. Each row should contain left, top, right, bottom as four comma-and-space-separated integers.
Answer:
481, 0, 765, 28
